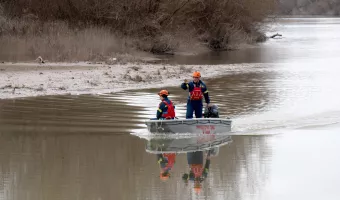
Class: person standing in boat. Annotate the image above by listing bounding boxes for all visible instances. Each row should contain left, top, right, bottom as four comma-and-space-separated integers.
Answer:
156, 90, 176, 120
181, 71, 211, 119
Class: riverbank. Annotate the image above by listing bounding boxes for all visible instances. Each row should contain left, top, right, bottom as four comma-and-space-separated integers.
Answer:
0, 62, 257, 99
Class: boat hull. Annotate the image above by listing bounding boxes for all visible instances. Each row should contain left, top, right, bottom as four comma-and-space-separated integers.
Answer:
145, 118, 232, 134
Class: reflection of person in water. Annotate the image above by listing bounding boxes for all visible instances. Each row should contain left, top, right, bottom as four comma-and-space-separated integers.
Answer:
182, 150, 211, 193
157, 153, 176, 181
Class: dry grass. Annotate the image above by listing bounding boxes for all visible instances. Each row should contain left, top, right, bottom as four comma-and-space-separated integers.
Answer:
0, 20, 131, 62
0, 0, 277, 62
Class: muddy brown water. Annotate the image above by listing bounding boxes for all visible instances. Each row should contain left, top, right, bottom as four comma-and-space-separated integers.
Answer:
1, 18, 340, 200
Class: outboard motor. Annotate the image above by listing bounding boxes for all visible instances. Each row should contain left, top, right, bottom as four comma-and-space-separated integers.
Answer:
203, 104, 219, 118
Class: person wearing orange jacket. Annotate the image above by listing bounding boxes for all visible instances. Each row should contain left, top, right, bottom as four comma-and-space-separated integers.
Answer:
181, 71, 211, 119
156, 90, 176, 120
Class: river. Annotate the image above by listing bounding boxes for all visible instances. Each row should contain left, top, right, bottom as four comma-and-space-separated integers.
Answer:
0, 18, 340, 200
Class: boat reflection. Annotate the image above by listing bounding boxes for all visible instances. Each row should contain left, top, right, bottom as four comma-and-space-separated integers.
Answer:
146, 134, 233, 154
143, 133, 233, 194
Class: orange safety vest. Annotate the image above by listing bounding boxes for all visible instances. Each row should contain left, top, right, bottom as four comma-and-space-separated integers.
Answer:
162, 100, 175, 119
190, 86, 203, 100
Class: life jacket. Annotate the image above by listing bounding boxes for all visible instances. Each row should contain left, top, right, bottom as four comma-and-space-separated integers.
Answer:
190, 85, 203, 100
162, 100, 175, 119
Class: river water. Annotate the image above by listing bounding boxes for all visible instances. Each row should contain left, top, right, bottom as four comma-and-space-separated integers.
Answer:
1, 18, 340, 200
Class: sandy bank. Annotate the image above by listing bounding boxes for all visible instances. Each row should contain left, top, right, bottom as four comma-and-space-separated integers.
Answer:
0, 62, 255, 99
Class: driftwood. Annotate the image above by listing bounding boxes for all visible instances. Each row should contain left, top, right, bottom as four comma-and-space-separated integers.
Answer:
270, 33, 282, 39
36, 56, 45, 64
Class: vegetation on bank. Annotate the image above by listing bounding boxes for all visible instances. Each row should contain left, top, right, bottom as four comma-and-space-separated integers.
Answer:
0, 0, 276, 62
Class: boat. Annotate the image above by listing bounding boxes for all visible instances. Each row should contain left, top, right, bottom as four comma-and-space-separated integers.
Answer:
145, 104, 232, 134
145, 118, 232, 134
144, 134, 233, 154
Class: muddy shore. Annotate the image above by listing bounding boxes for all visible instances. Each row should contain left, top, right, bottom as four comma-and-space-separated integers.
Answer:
0, 62, 257, 99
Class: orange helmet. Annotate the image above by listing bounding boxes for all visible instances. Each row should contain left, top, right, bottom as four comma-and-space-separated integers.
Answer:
192, 71, 201, 78
158, 90, 169, 96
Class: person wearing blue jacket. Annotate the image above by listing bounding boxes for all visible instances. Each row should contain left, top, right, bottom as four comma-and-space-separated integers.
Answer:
156, 90, 176, 120
181, 71, 211, 119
